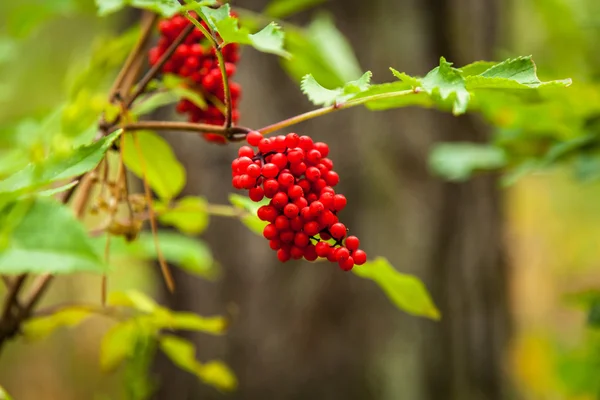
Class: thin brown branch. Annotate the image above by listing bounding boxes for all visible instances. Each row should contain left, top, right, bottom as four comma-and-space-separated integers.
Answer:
109, 12, 159, 102
125, 23, 195, 109
0, 275, 26, 322
121, 120, 250, 139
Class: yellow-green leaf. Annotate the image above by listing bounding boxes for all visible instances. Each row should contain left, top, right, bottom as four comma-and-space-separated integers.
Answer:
22, 307, 93, 341
157, 196, 210, 234
353, 257, 440, 320
159, 335, 237, 391
100, 321, 138, 372
0, 385, 13, 400
167, 312, 227, 334
122, 131, 186, 201
108, 290, 158, 314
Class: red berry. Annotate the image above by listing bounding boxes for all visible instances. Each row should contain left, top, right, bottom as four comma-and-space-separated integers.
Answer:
257, 205, 277, 222
314, 142, 329, 158
277, 248, 291, 262
294, 232, 310, 247
304, 244, 318, 261
249, 187, 264, 201
305, 167, 321, 181
290, 246, 304, 259
353, 250, 367, 265
315, 242, 331, 258
345, 236, 360, 251
262, 163, 279, 179
271, 192, 288, 208
330, 223, 347, 239
303, 221, 320, 236
288, 185, 304, 199
269, 239, 281, 250
283, 203, 299, 218
238, 146, 254, 158
338, 257, 354, 271
263, 224, 278, 240
335, 247, 350, 261
333, 194, 347, 212
285, 133, 299, 148
275, 215, 290, 231
247, 131, 262, 146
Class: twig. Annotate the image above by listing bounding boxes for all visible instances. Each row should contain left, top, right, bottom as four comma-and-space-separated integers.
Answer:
184, 12, 232, 128
125, 23, 195, 110
109, 12, 159, 102
0, 275, 26, 321
257, 89, 416, 135
121, 120, 250, 139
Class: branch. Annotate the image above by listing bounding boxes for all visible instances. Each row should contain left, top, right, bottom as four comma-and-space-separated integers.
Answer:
258, 89, 417, 135
184, 12, 232, 128
109, 12, 159, 102
122, 120, 250, 139
125, 23, 195, 109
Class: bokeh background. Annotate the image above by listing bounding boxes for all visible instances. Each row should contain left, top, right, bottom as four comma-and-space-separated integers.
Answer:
1, 0, 600, 399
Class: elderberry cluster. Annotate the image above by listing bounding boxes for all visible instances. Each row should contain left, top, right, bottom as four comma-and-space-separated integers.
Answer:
232, 131, 367, 270
149, 13, 241, 144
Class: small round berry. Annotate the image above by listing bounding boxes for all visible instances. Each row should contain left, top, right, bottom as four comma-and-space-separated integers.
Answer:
294, 232, 310, 247
314, 142, 329, 157
249, 187, 264, 202
271, 153, 288, 170
283, 203, 299, 218
275, 215, 290, 230
307, 149, 322, 164
333, 194, 347, 212
338, 256, 354, 271
263, 224, 278, 240
298, 135, 314, 150
263, 179, 279, 198
315, 241, 331, 258
335, 247, 350, 261
285, 133, 299, 148
330, 223, 347, 239
353, 250, 367, 265
238, 146, 254, 158
288, 185, 304, 199
303, 221, 320, 236
246, 163, 261, 178
262, 163, 279, 179
305, 167, 321, 182
290, 246, 305, 260
294, 197, 308, 209
309, 201, 325, 216
278, 172, 295, 188
257, 205, 277, 222
272, 192, 289, 208
258, 138, 274, 153
290, 162, 307, 176
247, 131, 262, 146
324, 171, 340, 186
345, 236, 360, 251
289, 216, 304, 231
277, 248, 291, 262
304, 244, 318, 261
280, 230, 295, 244
269, 239, 281, 250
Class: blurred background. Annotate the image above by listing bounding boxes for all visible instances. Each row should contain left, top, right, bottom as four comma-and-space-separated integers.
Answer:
1, 0, 600, 399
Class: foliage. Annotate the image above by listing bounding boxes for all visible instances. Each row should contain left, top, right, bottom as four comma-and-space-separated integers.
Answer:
0, 0, 592, 398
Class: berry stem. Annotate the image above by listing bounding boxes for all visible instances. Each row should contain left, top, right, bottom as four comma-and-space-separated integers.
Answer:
120, 120, 251, 140
257, 89, 416, 135
184, 12, 233, 129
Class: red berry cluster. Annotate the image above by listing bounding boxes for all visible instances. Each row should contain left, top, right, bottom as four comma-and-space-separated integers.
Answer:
148, 13, 241, 144
232, 131, 367, 271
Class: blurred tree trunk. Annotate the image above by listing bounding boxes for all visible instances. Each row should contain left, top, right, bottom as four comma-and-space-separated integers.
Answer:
153, 0, 509, 399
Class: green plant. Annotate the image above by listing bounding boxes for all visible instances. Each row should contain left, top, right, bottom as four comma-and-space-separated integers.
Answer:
0, 0, 578, 398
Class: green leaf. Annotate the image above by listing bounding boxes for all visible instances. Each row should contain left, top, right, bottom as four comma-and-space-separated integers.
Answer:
195, 5, 289, 57
0, 130, 121, 196
428, 143, 507, 181
588, 302, 600, 328
467, 56, 572, 90
134, 77, 207, 116
22, 307, 93, 341
421, 57, 470, 115
122, 131, 186, 201
300, 75, 343, 106
100, 321, 139, 372
96, 0, 183, 17
390, 67, 421, 87
160, 312, 227, 334
228, 193, 268, 235
0, 198, 106, 274
306, 13, 363, 83
108, 290, 158, 314
301, 71, 372, 106
459, 61, 498, 77
159, 335, 237, 391
136, 232, 214, 277
94, 232, 216, 278
353, 257, 440, 320
156, 196, 210, 234
263, 0, 326, 18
